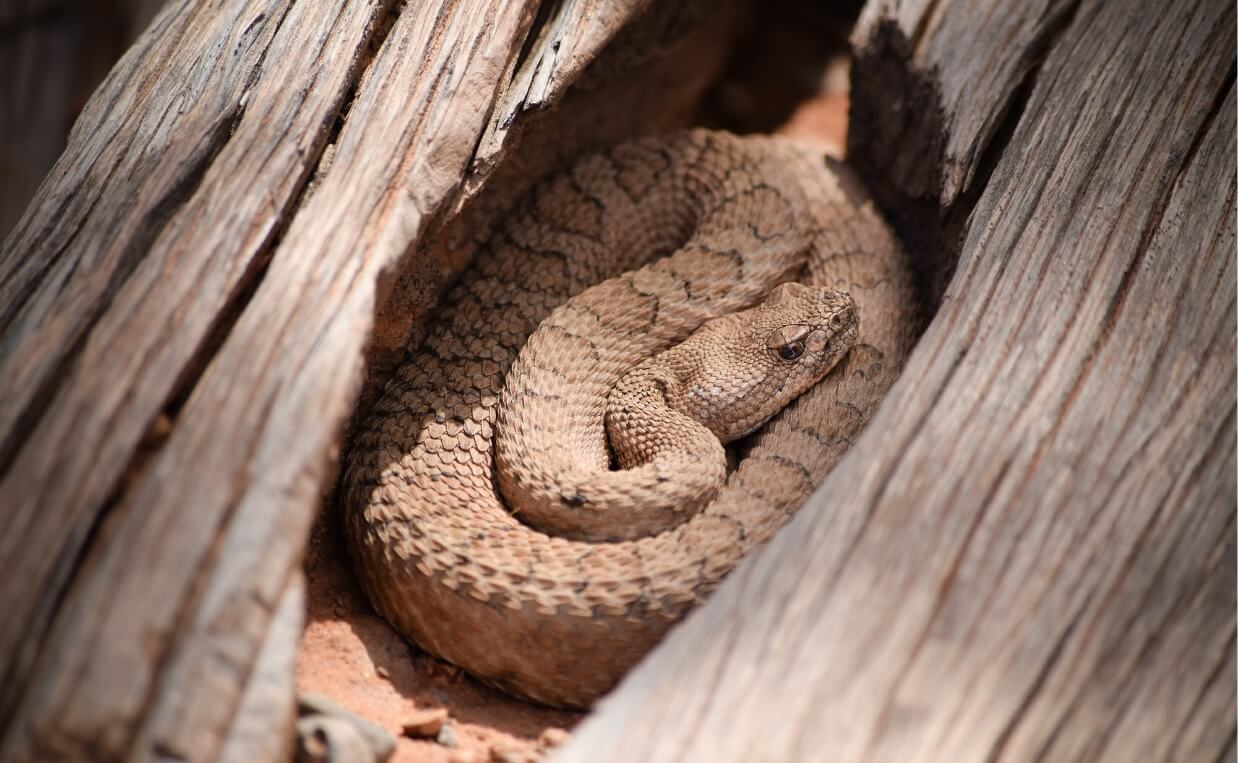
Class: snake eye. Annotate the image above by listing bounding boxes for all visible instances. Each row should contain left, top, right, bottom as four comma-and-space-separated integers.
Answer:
777, 340, 805, 362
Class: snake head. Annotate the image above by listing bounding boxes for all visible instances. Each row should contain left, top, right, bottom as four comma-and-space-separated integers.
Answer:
760, 282, 857, 368
675, 282, 858, 443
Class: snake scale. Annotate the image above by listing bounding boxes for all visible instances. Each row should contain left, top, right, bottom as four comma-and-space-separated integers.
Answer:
343, 130, 918, 708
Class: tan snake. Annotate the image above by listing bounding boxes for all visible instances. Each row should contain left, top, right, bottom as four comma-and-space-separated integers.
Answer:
343, 130, 918, 708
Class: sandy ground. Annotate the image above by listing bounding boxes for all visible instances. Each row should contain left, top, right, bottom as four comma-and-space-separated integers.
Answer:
298, 517, 580, 763
295, 5, 852, 761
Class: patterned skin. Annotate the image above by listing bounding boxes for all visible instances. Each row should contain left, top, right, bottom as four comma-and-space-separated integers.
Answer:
343, 130, 918, 708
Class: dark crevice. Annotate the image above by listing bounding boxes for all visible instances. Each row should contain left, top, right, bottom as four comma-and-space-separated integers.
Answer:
699, 0, 858, 134
847, 19, 947, 305
0, 0, 78, 40
936, 0, 1081, 293
848, 0, 1082, 309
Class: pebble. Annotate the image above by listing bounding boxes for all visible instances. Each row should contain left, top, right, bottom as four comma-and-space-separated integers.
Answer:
537, 728, 570, 749
437, 721, 461, 748
295, 716, 374, 763
297, 692, 396, 762
400, 707, 449, 738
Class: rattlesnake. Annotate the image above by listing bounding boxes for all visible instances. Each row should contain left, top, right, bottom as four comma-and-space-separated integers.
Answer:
343, 130, 918, 708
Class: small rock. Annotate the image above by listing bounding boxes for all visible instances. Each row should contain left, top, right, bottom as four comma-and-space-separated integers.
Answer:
537, 727, 570, 749
296, 716, 374, 763
437, 722, 460, 748
297, 692, 395, 762
490, 745, 541, 763
400, 707, 449, 738
376, 666, 390, 679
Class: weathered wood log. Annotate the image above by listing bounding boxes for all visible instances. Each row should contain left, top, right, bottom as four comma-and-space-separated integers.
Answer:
563, 0, 1236, 760
1, 0, 1233, 761
0, 0, 740, 759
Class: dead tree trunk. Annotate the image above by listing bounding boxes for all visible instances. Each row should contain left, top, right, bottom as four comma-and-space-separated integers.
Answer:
0, 0, 1232, 761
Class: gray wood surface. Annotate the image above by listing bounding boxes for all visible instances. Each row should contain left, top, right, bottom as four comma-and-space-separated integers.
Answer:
561, 0, 1236, 760
1, 0, 1232, 760
0, 0, 736, 759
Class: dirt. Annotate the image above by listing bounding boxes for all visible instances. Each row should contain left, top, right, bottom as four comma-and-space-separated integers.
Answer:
298, 514, 580, 763
294, 5, 853, 761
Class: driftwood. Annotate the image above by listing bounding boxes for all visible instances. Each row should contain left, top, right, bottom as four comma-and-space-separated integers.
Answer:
0, 0, 1232, 761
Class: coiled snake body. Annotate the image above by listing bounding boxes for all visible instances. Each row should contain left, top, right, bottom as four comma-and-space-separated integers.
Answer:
343, 130, 918, 708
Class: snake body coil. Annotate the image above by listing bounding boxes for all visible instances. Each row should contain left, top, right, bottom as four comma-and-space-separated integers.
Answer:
343, 130, 918, 708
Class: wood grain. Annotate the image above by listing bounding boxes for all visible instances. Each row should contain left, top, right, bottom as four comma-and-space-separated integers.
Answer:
561, 0, 1236, 760
0, 3, 394, 755
0, 0, 739, 759
216, 574, 304, 763
2, 0, 1232, 759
